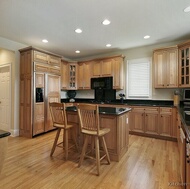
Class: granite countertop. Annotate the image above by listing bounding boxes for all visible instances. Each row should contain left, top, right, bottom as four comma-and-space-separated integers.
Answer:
61, 99, 175, 107
0, 130, 11, 138
66, 106, 131, 115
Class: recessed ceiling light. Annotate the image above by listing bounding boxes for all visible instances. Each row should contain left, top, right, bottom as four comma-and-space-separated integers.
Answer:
184, 6, 190, 12
75, 28, 82, 33
75, 50, 80, 53
42, 39, 48, 43
144, 35, 150, 39
106, 44, 111, 47
102, 19, 111, 25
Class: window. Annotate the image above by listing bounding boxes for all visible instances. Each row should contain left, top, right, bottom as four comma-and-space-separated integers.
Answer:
127, 57, 152, 99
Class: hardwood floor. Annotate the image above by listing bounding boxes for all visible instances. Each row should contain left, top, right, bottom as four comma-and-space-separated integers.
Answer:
0, 131, 182, 189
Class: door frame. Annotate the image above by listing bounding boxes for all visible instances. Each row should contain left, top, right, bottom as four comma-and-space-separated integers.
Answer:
0, 63, 12, 134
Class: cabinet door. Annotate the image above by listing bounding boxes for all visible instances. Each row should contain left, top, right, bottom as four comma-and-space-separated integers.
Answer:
112, 57, 124, 89
144, 107, 159, 135
61, 60, 68, 89
154, 50, 167, 88
46, 74, 60, 132
49, 55, 61, 67
35, 73, 44, 88
92, 61, 101, 77
166, 48, 178, 88
68, 64, 78, 89
34, 51, 49, 64
101, 59, 112, 77
33, 103, 45, 135
159, 108, 172, 137
78, 63, 84, 89
179, 47, 190, 87
130, 108, 144, 133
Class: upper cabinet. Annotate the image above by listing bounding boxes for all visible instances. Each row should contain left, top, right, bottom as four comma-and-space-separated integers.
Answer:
78, 61, 92, 89
112, 56, 124, 90
61, 61, 78, 90
178, 40, 190, 88
92, 59, 112, 77
153, 46, 178, 88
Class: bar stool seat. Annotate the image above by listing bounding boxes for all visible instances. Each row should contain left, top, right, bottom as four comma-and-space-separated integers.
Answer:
49, 102, 79, 160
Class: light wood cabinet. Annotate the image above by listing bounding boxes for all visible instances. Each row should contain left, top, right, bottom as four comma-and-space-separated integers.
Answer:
144, 107, 159, 135
178, 40, 190, 87
61, 60, 69, 89
130, 107, 159, 135
130, 107, 144, 133
154, 46, 178, 88
129, 106, 176, 140
112, 56, 124, 89
92, 59, 112, 77
19, 47, 61, 138
159, 107, 173, 137
78, 61, 92, 89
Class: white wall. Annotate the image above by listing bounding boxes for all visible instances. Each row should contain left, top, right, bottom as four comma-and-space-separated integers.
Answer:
0, 37, 26, 136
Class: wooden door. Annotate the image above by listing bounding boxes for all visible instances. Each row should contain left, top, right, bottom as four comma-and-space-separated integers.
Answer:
166, 48, 178, 88
49, 55, 61, 67
144, 107, 159, 135
77, 62, 84, 89
92, 61, 101, 77
154, 50, 167, 88
61, 60, 68, 89
46, 74, 60, 131
0, 65, 11, 132
34, 51, 49, 64
101, 59, 112, 77
159, 113, 172, 137
35, 73, 44, 88
130, 107, 144, 133
112, 57, 123, 89
83, 61, 92, 89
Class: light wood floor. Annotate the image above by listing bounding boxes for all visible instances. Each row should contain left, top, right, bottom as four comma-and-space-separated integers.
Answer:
0, 131, 182, 189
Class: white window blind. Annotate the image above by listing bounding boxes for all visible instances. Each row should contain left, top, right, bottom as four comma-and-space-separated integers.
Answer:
127, 58, 151, 98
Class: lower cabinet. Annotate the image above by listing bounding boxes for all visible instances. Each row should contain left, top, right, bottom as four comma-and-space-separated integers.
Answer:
129, 106, 177, 140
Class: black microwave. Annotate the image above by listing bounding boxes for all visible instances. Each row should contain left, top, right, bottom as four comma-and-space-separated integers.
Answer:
91, 77, 113, 89
184, 89, 190, 100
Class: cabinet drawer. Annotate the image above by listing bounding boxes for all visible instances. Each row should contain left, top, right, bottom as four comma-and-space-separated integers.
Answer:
34, 63, 49, 72
160, 107, 172, 114
145, 107, 159, 113
131, 107, 144, 112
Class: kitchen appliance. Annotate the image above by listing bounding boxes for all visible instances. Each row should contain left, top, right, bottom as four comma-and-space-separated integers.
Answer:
183, 89, 190, 101
95, 89, 116, 102
91, 77, 113, 89
36, 88, 44, 102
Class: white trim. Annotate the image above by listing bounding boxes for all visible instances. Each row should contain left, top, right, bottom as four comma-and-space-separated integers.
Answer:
0, 63, 12, 134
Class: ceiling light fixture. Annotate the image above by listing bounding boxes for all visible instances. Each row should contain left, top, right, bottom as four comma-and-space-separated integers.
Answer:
75, 28, 82, 33
102, 19, 111, 25
184, 6, 190, 12
144, 35, 150, 39
75, 50, 80, 53
42, 39, 48, 43
106, 44, 111, 47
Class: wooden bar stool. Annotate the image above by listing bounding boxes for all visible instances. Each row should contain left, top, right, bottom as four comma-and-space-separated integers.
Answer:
49, 102, 79, 160
77, 104, 111, 176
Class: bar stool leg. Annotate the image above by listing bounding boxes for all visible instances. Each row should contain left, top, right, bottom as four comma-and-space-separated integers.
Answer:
64, 129, 69, 160
50, 128, 61, 156
78, 135, 89, 167
101, 136, 111, 164
95, 136, 100, 176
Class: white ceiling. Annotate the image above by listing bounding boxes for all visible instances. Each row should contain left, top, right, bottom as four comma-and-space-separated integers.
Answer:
0, 0, 190, 59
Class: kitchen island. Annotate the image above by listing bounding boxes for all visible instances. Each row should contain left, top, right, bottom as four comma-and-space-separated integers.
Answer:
66, 106, 131, 162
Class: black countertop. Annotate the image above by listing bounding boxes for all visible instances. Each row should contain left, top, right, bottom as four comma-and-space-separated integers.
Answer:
0, 130, 11, 138
61, 98, 174, 107
66, 106, 131, 115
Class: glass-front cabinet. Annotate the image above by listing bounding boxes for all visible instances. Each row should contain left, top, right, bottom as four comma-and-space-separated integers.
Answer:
179, 41, 190, 87
68, 63, 78, 89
